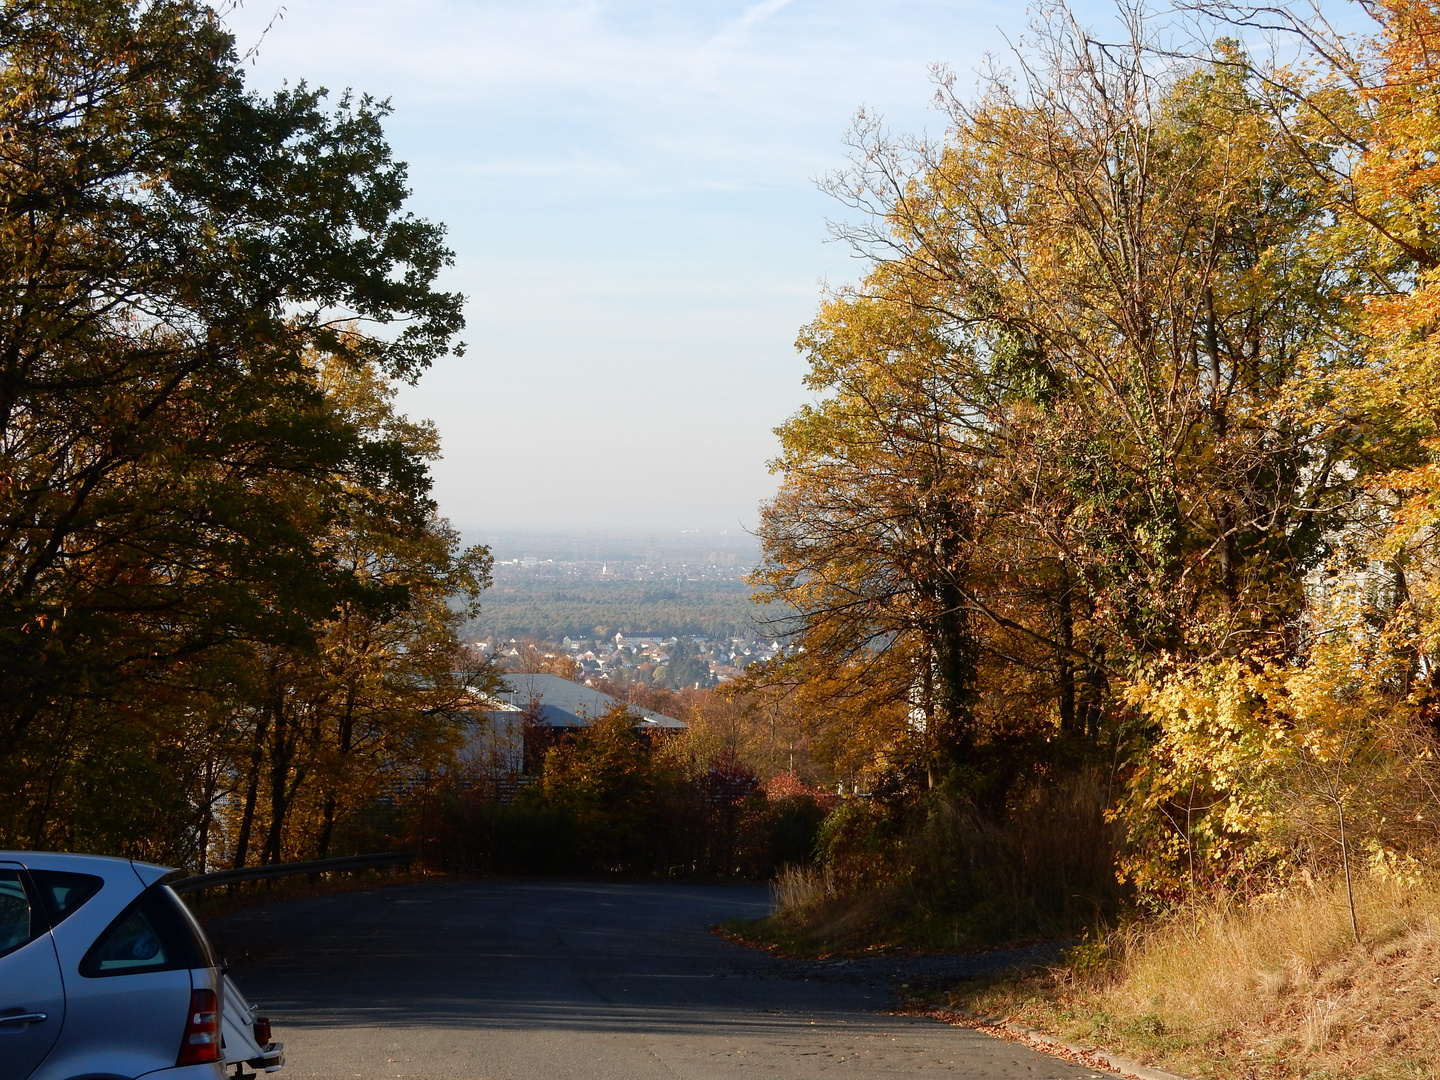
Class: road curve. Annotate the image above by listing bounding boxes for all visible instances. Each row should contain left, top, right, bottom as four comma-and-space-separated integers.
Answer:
207, 881, 1105, 1080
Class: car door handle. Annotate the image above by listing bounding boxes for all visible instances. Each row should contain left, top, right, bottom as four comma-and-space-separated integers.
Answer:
0, 1013, 47, 1026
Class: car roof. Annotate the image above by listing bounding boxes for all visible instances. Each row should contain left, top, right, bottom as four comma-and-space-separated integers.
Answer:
0, 850, 173, 888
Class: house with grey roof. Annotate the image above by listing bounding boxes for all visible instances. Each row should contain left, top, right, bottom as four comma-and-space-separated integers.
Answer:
463, 673, 686, 775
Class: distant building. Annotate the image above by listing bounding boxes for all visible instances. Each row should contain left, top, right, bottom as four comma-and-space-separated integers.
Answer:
613, 633, 673, 650
464, 673, 686, 774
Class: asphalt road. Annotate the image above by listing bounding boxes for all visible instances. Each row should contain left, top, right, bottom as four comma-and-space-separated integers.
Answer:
207, 881, 1106, 1080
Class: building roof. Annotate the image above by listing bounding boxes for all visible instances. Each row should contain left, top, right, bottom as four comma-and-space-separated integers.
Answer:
485, 673, 687, 730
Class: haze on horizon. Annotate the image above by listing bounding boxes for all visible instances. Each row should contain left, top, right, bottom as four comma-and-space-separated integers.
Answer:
219, 0, 1109, 538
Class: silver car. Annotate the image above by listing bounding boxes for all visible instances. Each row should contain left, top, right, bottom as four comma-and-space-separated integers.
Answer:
0, 851, 283, 1080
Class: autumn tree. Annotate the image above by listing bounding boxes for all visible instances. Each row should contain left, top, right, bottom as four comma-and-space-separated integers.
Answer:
215, 357, 495, 870
1107, 0, 1440, 899
537, 706, 675, 872
0, 0, 469, 854
758, 8, 1358, 835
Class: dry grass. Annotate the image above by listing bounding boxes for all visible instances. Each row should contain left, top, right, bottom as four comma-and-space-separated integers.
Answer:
771, 863, 834, 913
1104, 879, 1424, 1039
739, 872, 910, 957
952, 874, 1440, 1078
738, 774, 1125, 958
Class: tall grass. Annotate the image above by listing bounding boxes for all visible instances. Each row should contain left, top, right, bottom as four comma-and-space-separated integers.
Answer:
1096, 875, 1440, 1038
772, 863, 834, 913
902, 768, 1124, 938
760, 768, 1124, 952
950, 872, 1440, 1078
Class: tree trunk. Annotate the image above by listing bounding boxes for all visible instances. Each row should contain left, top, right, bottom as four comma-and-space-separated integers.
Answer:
1057, 573, 1077, 737
1080, 645, 1106, 744
232, 708, 272, 871
931, 496, 976, 771
260, 662, 302, 868
1205, 286, 1238, 609
196, 753, 218, 873
263, 700, 291, 866
1338, 796, 1360, 943
317, 684, 359, 859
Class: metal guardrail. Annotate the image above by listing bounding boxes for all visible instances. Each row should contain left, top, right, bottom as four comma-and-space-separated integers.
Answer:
170, 851, 412, 893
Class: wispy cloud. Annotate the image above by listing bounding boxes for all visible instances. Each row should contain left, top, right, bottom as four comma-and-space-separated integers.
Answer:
218, 0, 1025, 529
227, 2, 941, 198
705, 0, 797, 51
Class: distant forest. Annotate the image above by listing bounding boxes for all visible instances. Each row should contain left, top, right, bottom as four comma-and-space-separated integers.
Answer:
469, 579, 784, 642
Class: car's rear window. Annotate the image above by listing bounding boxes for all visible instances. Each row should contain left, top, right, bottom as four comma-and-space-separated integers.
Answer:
30, 870, 103, 926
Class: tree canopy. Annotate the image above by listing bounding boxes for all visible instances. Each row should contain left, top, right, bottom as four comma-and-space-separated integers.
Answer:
0, 0, 486, 863
754, 0, 1440, 905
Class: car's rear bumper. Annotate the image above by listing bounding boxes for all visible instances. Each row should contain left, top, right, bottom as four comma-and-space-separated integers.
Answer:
248, 1041, 284, 1072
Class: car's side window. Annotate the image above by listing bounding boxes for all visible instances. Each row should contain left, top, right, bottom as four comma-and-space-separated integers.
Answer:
30, 870, 103, 927
0, 870, 35, 959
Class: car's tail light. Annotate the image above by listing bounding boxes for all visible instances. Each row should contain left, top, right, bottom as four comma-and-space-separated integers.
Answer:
176, 989, 220, 1065
253, 1016, 272, 1045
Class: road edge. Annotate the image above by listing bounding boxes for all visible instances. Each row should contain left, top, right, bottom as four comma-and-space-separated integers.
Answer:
895, 1005, 1200, 1080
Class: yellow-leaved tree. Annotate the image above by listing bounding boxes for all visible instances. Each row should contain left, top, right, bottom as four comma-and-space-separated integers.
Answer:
1113, 0, 1440, 909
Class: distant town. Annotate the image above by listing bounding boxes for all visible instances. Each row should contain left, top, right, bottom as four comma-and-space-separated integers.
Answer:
490, 551, 748, 584
474, 628, 794, 689
456, 531, 786, 686
464, 529, 781, 650
470, 527, 760, 569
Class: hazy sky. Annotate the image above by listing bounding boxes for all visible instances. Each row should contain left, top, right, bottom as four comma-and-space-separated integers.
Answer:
220, 0, 1102, 537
